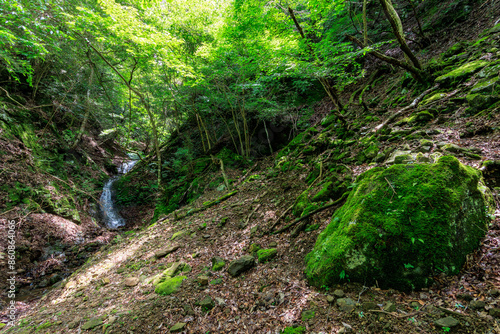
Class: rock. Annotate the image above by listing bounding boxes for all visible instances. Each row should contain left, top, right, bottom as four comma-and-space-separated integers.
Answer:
470, 77, 498, 94
470, 300, 486, 309
420, 93, 447, 106
333, 289, 345, 298
434, 316, 459, 328
227, 255, 255, 277
337, 298, 356, 312
362, 302, 378, 311
385, 150, 412, 164
250, 226, 259, 236
326, 295, 335, 303
269, 241, 278, 248
197, 275, 209, 286
171, 230, 189, 241
170, 322, 186, 332
68, 320, 80, 329
107, 315, 117, 325
211, 256, 226, 271
81, 318, 103, 330
442, 143, 464, 153
182, 304, 195, 315
256, 248, 277, 263
305, 156, 494, 291
210, 278, 223, 285
102, 277, 110, 285
301, 309, 315, 321
489, 288, 500, 297
435, 60, 488, 86
154, 276, 186, 295
154, 244, 180, 258
466, 93, 498, 111
410, 301, 420, 309
124, 277, 139, 287
490, 308, 500, 317
383, 302, 396, 312
199, 295, 215, 311
248, 243, 261, 254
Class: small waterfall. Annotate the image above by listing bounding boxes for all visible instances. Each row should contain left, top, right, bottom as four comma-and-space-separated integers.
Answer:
100, 158, 138, 229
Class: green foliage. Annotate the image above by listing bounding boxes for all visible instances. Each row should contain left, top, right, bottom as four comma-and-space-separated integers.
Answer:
154, 276, 186, 295
256, 248, 277, 263
282, 326, 306, 334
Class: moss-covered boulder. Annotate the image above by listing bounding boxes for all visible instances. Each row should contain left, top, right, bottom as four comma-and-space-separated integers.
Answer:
154, 275, 186, 295
305, 156, 493, 291
435, 60, 488, 86
257, 248, 277, 263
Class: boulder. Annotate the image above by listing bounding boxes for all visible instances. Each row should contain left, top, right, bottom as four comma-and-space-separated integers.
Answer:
257, 248, 277, 263
227, 255, 255, 277
305, 156, 493, 291
435, 60, 488, 86
154, 276, 186, 295
211, 256, 226, 271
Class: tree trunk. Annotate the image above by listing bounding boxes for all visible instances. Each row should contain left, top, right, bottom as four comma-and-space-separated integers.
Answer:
72, 66, 94, 148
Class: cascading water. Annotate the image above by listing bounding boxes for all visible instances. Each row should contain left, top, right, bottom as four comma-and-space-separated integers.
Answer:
100, 158, 138, 229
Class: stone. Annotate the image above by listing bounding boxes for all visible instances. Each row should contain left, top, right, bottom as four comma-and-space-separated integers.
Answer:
197, 275, 209, 286
305, 156, 494, 291
470, 77, 498, 94
256, 248, 277, 263
210, 278, 223, 285
326, 295, 335, 303
182, 304, 195, 315
199, 295, 215, 311
489, 308, 500, 317
383, 302, 396, 312
337, 298, 356, 312
362, 302, 378, 311
435, 60, 488, 86
170, 322, 186, 332
434, 316, 459, 328
333, 289, 345, 298
211, 256, 226, 271
68, 320, 79, 329
301, 309, 315, 321
269, 241, 278, 248
154, 276, 186, 295
489, 288, 500, 296
466, 94, 498, 111
385, 150, 412, 164
107, 315, 117, 325
227, 255, 255, 277
81, 318, 103, 330
470, 300, 486, 309
124, 277, 139, 287
248, 243, 261, 254
102, 277, 110, 285
171, 230, 189, 241
410, 301, 420, 309
154, 244, 180, 258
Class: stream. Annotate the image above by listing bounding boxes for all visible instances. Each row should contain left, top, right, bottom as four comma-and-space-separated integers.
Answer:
100, 158, 138, 229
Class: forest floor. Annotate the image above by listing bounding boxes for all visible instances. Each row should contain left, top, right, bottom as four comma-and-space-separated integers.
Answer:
1, 2, 500, 334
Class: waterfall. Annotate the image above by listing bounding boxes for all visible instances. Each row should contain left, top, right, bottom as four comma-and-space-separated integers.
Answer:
100, 158, 138, 229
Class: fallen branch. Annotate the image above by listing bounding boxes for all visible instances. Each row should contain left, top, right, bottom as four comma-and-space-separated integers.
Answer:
174, 190, 238, 220
267, 204, 294, 233
372, 84, 439, 134
244, 204, 261, 227
273, 192, 350, 234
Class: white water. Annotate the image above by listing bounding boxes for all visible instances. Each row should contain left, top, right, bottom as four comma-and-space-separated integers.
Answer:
100, 159, 138, 229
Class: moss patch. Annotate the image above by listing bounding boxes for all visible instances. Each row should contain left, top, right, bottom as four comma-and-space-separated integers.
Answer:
435, 60, 488, 86
257, 248, 277, 263
282, 326, 306, 334
154, 276, 186, 295
305, 156, 492, 291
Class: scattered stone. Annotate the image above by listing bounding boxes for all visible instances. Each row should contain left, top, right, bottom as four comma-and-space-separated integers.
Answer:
182, 304, 194, 315
211, 256, 226, 271
210, 278, 223, 285
434, 316, 459, 328
269, 241, 278, 248
154, 244, 180, 258
301, 309, 315, 321
470, 300, 486, 310
81, 318, 103, 330
68, 320, 80, 329
203, 234, 211, 239
250, 226, 259, 236
124, 277, 140, 287
383, 302, 396, 313
248, 243, 261, 254
410, 301, 420, 309
466, 93, 498, 111
256, 248, 277, 263
337, 298, 356, 312
171, 230, 189, 241
198, 295, 215, 312
101, 277, 110, 285
227, 255, 255, 277
435, 60, 488, 86
385, 150, 412, 164
170, 322, 186, 332
197, 275, 209, 286
326, 295, 335, 304
328, 289, 345, 300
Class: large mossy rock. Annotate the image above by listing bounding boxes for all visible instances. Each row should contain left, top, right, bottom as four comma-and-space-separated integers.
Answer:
305, 156, 493, 291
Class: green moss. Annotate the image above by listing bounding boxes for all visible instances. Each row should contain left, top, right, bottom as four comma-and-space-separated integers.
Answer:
248, 243, 261, 254
301, 309, 315, 321
154, 276, 186, 295
435, 61, 488, 85
211, 258, 226, 271
282, 326, 306, 334
420, 93, 447, 106
293, 190, 310, 217
305, 156, 491, 291
257, 248, 277, 263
